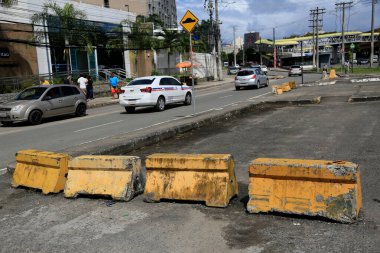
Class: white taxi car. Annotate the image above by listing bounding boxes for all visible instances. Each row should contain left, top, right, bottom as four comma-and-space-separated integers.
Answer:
119, 76, 192, 113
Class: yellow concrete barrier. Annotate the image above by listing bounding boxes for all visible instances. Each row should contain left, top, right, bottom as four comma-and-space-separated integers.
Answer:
144, 154, 238, 207
247, 158, 362, 223
329, 69, 337, 79
281, 82, 291, 92
64, 156, 144, 201
272, 85, 283, 95
12, 150, 71, 194
289, 81, 296, 89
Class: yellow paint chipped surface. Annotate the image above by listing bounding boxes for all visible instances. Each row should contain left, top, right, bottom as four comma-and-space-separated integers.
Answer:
247, 158, 362, 223
65, 156, 143, 201
12, 150, 71, 194
144, 154, 238, 207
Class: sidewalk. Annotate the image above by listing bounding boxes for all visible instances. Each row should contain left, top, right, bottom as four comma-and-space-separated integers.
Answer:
88, 76, 235, 109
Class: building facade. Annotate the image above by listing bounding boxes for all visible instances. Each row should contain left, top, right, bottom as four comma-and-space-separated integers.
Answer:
0, 0, 137, 79
244, 32, 260, 50
74, 0, 177, 28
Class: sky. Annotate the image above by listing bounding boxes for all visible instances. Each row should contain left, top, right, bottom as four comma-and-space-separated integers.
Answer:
176, 0, 379, 44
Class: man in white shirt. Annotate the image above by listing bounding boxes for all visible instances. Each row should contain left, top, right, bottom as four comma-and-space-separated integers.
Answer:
77, 73, 88, 96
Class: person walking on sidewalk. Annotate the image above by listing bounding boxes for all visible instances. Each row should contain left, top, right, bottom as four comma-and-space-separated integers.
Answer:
77, 73, 88, 96
86, 75, 94, 100
109, 73, 119, 99
322, 64, 328, 79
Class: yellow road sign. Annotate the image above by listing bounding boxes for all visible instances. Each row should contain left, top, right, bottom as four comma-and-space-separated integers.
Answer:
180, 10, 199, 33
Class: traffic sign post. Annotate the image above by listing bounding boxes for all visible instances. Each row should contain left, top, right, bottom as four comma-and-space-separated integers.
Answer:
180, 10, 199, 115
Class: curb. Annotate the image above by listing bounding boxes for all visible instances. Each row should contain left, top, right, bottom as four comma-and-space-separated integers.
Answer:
3, 96, 320, 176
350, 78, 380, 83
348, 96, 380, 102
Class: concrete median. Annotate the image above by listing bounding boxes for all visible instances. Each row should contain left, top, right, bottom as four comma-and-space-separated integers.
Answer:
247, 158, 362, 223
12, 150, 71, 194
144, 153, 238, 207
64, 155, 144, 201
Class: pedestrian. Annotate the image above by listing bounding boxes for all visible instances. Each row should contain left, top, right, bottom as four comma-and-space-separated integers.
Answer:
64, 75, 72, 84
109, 72, 119, 99
41, 79, 50, 85
322, 64, 328, 79
77, 73, 88, 96
86, 75, 94, 100
344, 60, 350, 74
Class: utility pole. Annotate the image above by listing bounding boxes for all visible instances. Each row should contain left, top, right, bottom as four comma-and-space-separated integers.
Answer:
233, 26, 237, 66
260, 37, 262, 65
309, 10, 316, 68
370, 0, 375, 68
336, 1, 353, 68
310, 7, 325, 71
215, 0, 223, 80
242, 44, 245, 66
273, 28, 276, 68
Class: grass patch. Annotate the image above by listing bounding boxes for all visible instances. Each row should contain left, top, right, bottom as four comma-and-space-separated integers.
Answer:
330, 65, 380, 75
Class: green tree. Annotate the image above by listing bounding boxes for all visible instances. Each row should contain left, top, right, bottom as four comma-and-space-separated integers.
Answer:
1, 0, 15, 7
31, 1, 93, 74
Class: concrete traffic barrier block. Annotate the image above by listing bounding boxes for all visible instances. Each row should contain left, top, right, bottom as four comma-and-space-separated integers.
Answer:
247, 158, 362, 223
144, 154, 238, 207
329, 69, 337, 79
289, 81, 296, 89
281, 83, 291, 92
65, 156, 144, 201
12, 150, 71, 194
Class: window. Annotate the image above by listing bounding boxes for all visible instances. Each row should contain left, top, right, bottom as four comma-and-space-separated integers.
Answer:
169, 78, 181, 86
159, 78, 172, 86
104, 0, 109, 8
128, 79, 155, 86
61, 86, 79, 97
45, 87, 61, 99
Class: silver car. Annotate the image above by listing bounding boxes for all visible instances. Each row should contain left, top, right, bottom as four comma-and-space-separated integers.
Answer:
289, 65, 302, 76
234, 68, 269, 90
0, 85, 87, 126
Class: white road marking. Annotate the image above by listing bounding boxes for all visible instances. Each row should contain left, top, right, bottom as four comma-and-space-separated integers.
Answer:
220, 95, 233, 99
0, 168, 8, 175
74, 120, 124, 133
248, 92, 272, 100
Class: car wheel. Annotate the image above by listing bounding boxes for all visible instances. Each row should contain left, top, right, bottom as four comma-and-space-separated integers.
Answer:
125, 107, 135, 113
75, 103, 87, 117
256, 81, 260, 89
1, 121, 13, 126
155, 96, 165, 111
235, 86, 240, 91
28, 110, 42, 125
184, 92, 192, 105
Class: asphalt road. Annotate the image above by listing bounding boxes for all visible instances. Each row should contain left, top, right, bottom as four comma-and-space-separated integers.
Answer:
0, 80, 378, 252
0, 72, 322, 170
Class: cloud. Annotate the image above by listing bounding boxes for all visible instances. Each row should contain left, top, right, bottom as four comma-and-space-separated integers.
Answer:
176, 0, 378, 43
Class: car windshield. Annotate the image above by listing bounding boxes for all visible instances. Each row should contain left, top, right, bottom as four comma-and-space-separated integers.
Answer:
237, 70, 254, 76
291, 65, 301, 69
15, 87, 48, 100
128, 79, 155, 86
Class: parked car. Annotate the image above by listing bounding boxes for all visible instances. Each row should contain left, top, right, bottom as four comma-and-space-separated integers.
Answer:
288, 65, 302, 76
357, 58, 369, 65
227, 66, 240, 75
0, 85, 87, 126
119, 76, 192, 113
260, 65, 268, 74
234, 68, 269, 90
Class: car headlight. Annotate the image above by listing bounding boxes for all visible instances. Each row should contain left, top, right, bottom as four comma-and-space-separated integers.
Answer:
11, 105, 25, 112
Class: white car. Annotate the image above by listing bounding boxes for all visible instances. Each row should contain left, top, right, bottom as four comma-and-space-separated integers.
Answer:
260, 65, 268, 74
119, 76, 192, 113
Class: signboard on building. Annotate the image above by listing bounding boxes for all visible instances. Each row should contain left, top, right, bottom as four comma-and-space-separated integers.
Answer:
0, 48, 10, 58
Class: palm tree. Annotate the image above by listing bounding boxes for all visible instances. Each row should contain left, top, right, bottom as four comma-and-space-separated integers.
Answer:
155, 29, 188, 74
31, 1, 93, 74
